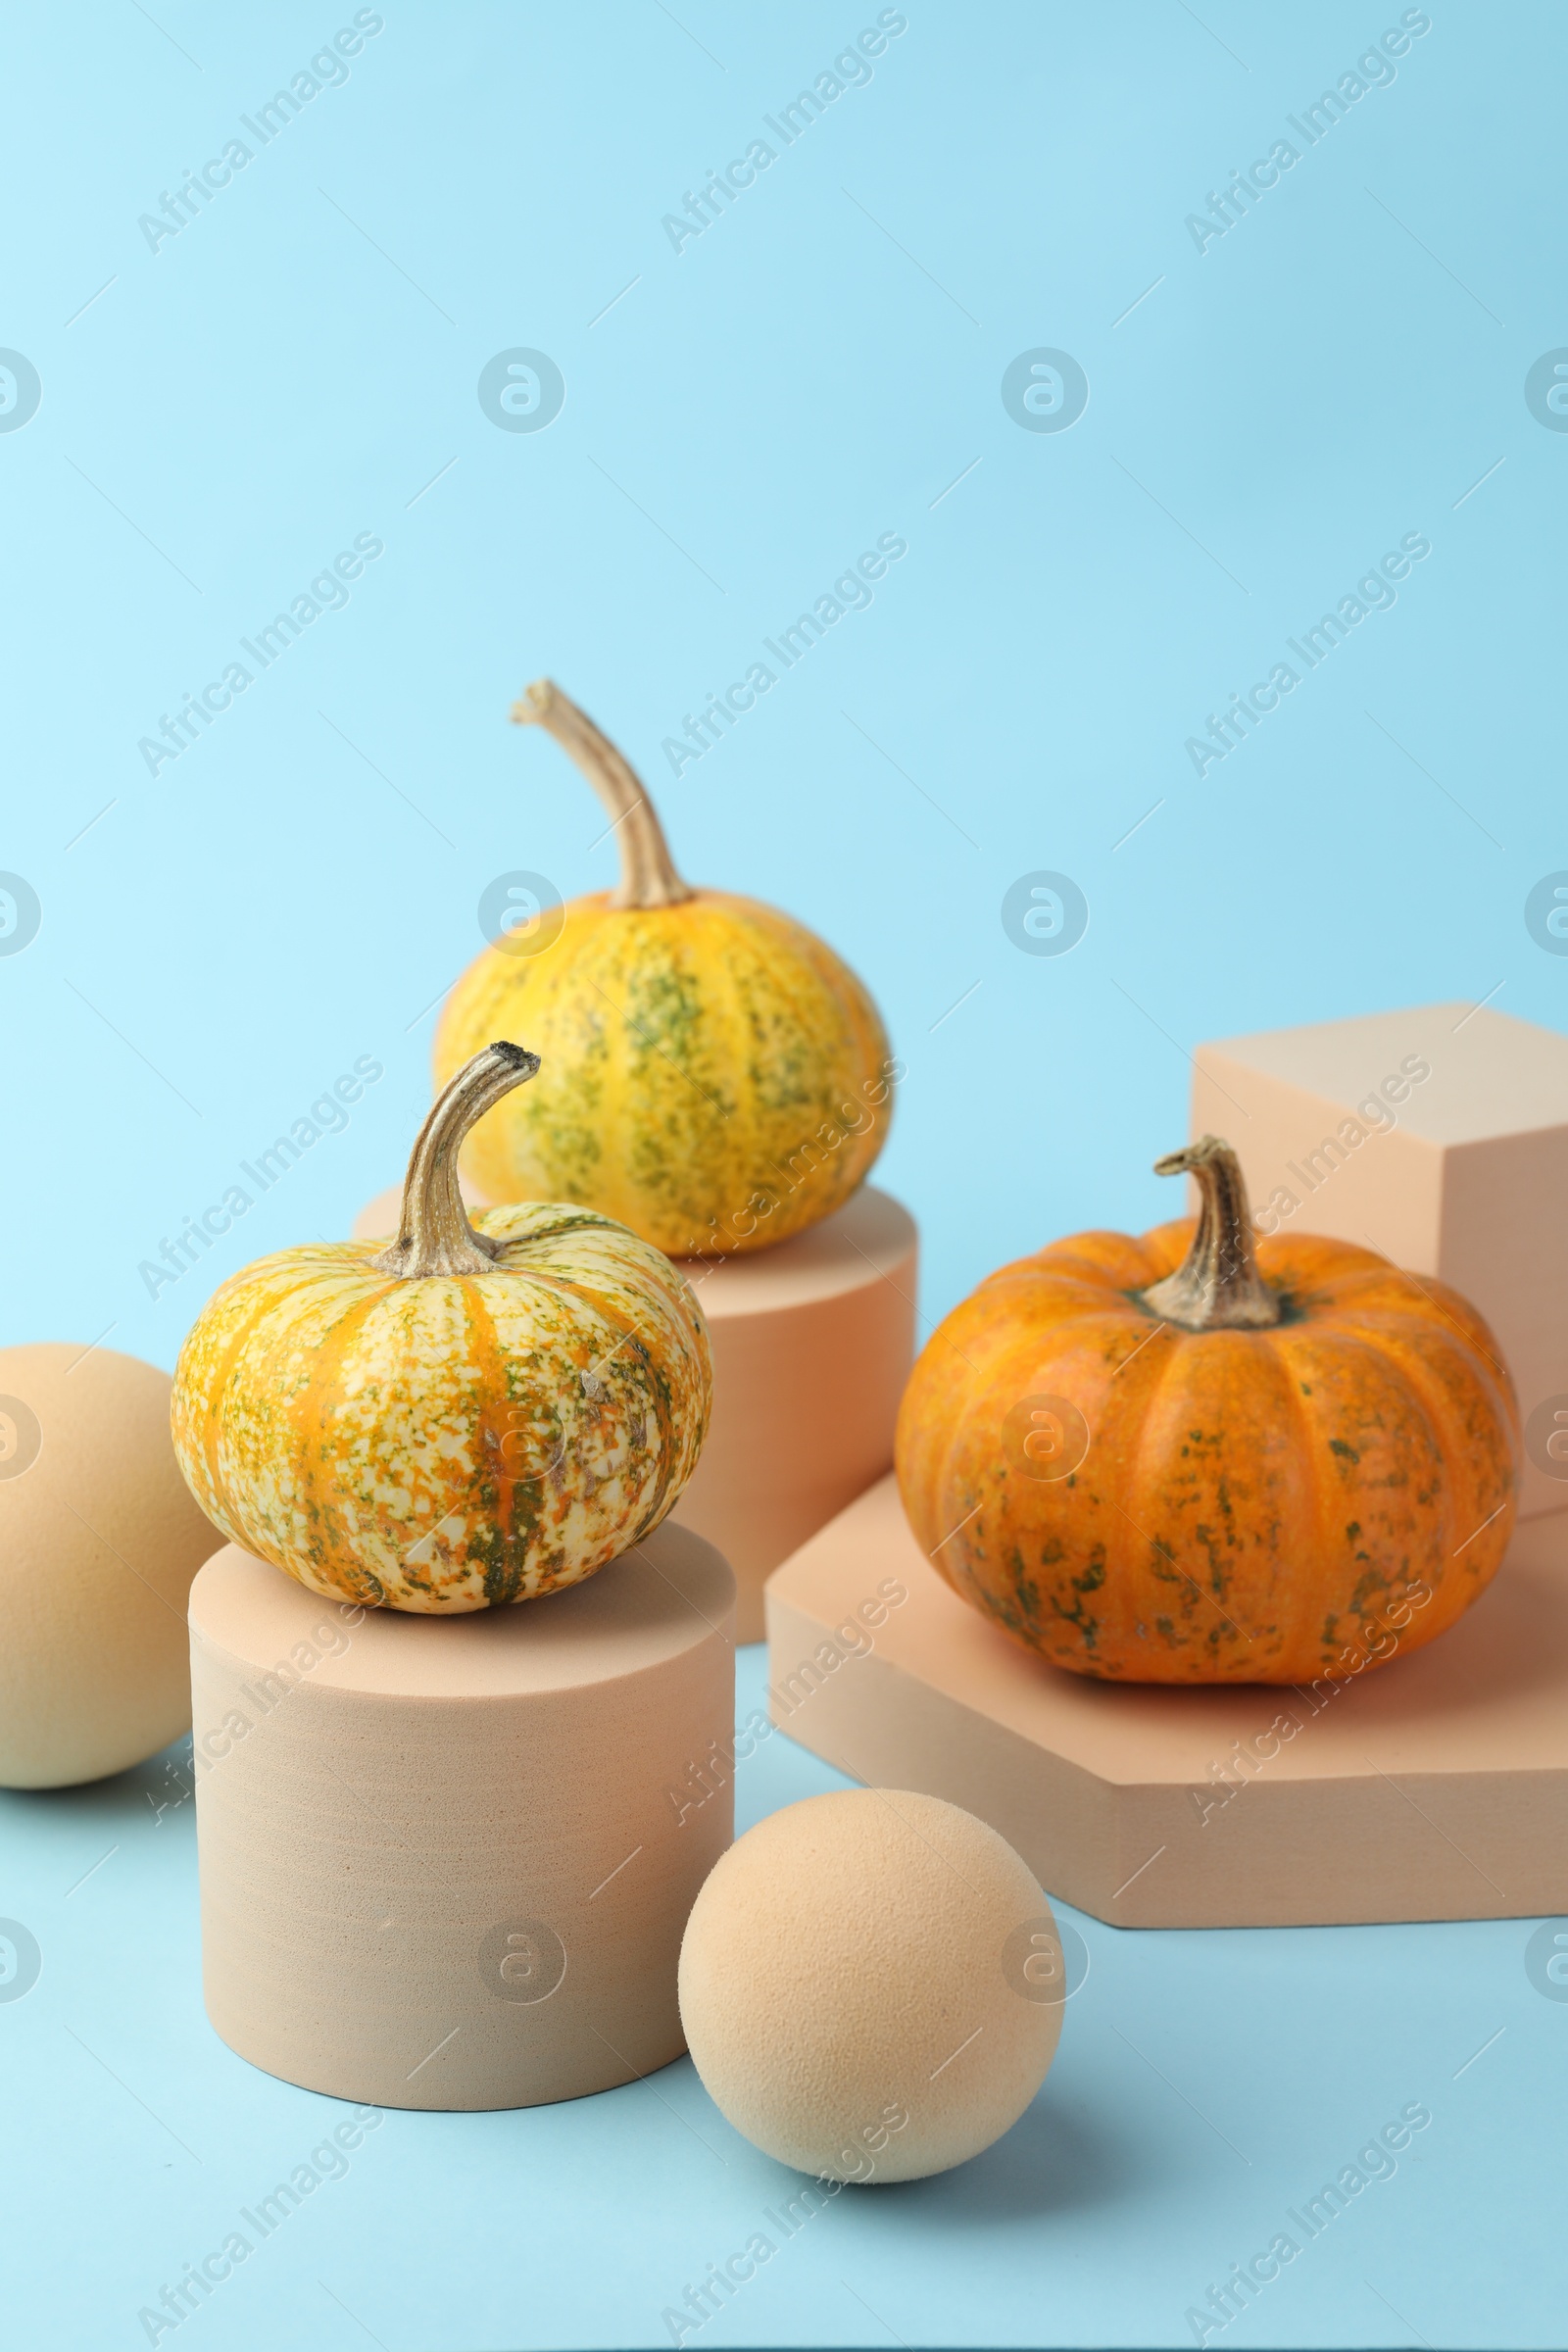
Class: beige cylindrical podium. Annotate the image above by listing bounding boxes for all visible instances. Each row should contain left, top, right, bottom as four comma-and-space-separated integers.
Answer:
189, 1522, 734, 2111
669, 1188, 916, 1641
352, 1182, 918, 1642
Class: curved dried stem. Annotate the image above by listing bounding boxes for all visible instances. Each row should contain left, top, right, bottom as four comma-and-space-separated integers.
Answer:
1142, 1134, 1281, 1331
371, 1042, 540, 1279
512, 678, 693, 910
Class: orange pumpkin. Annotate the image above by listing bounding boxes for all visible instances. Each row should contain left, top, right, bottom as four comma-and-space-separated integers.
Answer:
895, 1136, 1520, 1684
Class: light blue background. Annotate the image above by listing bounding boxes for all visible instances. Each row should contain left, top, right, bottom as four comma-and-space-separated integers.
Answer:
2, 3, 1564, 2345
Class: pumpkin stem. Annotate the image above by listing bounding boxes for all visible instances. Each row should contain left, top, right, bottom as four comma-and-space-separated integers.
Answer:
511, 679, 695, 911
371, 1042, 541, 1279
1141, 1135, 1282, 1332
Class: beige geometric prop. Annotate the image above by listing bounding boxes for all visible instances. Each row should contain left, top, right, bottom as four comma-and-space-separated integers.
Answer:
679, 1788, 1062, 2183
1192, 1003, 1568, 1515
352, 1182, 917, 1642
0, 1343, 219, 1788
190, 1522, 734, 2109
764, 1475, 1568, 1930
669, 1187, 915, 1642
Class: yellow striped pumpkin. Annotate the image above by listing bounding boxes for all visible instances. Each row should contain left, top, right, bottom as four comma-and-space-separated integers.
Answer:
171, 1044, 711, 1613
433, 682, 895, 1257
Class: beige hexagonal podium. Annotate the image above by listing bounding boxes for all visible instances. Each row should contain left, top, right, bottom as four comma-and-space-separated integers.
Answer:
353, 1180, 917, 1642
764, 1476, 1568, 1929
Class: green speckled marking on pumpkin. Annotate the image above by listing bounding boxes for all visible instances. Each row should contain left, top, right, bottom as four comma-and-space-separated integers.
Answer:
171, 1200, 711, 1614
896, 1216, 1520, 1687
433, 890, 891, 1255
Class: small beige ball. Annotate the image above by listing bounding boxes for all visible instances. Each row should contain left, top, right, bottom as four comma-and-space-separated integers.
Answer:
678, 1788, 1063, 2182
0, 1343, 220, 1787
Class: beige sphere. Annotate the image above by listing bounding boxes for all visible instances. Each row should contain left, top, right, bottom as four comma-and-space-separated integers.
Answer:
678, 1788, 1063, 2182
0, 1343, 220, 1787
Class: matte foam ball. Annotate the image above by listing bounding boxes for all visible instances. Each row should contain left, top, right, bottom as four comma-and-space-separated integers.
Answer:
678, 1788, 1063, 2182
0, 1344, 220, 1788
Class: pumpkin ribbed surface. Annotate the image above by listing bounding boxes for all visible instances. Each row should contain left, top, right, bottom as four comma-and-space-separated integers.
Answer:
896, 1218, 1520, 1685
172, 1201, 710, 1614
434, 889, 892, 1257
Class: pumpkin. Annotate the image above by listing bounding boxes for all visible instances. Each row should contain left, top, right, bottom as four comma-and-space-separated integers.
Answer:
432, 681, 895, 1257
171, 1042, 711, 1613
895, 1135, 1520, 1685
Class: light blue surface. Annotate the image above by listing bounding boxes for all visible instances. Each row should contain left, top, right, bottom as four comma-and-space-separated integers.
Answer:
2, 3, 1565, 2345
1, 1648, 1563, 2352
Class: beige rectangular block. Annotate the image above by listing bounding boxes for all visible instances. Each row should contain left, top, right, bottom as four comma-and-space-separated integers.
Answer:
764, 1476, 1568, 1930
1193, 1004, 1568, 1515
